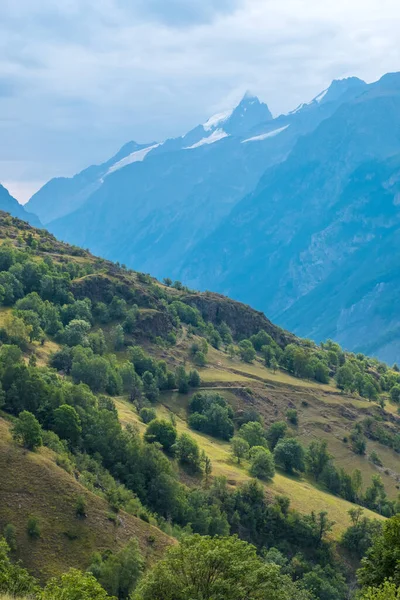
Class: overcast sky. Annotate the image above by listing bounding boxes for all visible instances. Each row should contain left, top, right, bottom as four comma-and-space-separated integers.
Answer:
1, 0, 400, 203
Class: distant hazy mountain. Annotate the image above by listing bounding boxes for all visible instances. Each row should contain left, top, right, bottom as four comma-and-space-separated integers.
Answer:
27, 74, 400, 361
0, 184, 41, 227
180, 73, 400, 362
26, 141, 154, 225
28, 80, 366, 281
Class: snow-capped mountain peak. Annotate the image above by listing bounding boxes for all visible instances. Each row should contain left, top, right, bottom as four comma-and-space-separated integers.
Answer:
289, 77, 367, 115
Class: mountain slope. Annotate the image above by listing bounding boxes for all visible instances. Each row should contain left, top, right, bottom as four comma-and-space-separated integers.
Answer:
1, 212, 399, 598
0, 418, 171, 582
180, 73, 400, 362
28, 81, 367, 282
26, 141, 154, 225
0, 184, 41, 227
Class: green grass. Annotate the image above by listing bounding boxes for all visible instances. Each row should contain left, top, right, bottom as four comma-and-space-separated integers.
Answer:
34, 338, 61, 367
115, 397, 385, 538
185, 344, 400, 501
0, 418, 172, 583
197, 368, 253, 384
203, 347, 337, 390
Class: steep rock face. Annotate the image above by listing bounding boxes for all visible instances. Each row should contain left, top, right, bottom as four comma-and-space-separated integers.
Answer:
135, 309, 175, 339
71, 274, 118, 304
223, 93, 272, 136
182, 292, 295, 345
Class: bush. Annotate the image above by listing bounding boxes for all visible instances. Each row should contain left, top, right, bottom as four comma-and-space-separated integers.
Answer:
75, 495, 87, 518
188, 392, 234, 441
175, 366, 189, 394
89, 539, 144, 598
235, 409, 262, 428
249, 446, 275, 481
231, 436, 250, 464
174, 433, 202, 472
3, 524, 17, 552
139, 407, 157, 424
286, 409, 298, 425
266, 421, 287, 450
12, 411, 42, 451
369, 451, 383, 467
350, 425, 366, 455
27, 516, 40, 539
238, 421, 267, 448
274, 438, 305, 474
193, 351, 206, 367
341, 508, 382, 558
188, 369, 201, 388
0, 537, 38, 596
390, 385, 400, 403
144, 419, 177, 452
238, 340, 256, 363
41, 568, 113, 599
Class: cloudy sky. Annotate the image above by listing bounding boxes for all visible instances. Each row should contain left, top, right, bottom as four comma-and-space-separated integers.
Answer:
1, 0, 400, 203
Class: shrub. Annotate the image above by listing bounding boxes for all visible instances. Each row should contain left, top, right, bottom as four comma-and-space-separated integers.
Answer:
144, 419, 177, 452
41, 568, 113, 599
238, 340, 256, 363
369, 451, 383, 467
274, 438, 305, 474
238, 421, 267, 448
3, 524, 17, 552
249, 446, 275, 481
174, 433, 202, 472
390, 385, 400, 403
231, 436, 250, 464
193, 351, 206, 367
188, 392, 234, 441
139, 407, 157, 424
350, 425, 367, 455
266, 421, 288, 450
27, 516, 40, 539
175, 366, 189, 394
188, 369, 201, 388
75, 495, 87, 518
286, 409, 298, 425
12, 411, 42, 451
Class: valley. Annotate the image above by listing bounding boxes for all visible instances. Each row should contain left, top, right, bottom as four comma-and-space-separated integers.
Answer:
0, 213, 399, 599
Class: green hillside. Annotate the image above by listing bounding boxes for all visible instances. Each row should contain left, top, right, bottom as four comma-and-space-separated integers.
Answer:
0, 418, 172, 582
0, 211, 399, 599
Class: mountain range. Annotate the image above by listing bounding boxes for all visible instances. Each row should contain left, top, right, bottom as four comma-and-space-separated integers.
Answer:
7, 71, 400, 363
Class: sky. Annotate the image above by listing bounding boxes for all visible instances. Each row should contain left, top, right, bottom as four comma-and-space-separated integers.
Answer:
1, 0, 400, 203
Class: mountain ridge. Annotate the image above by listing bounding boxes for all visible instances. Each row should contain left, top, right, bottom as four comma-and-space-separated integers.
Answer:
22, 73, 400, 361
0, 184, 41, 227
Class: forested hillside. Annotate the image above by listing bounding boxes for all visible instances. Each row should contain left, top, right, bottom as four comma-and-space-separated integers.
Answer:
0, 212, 400, 599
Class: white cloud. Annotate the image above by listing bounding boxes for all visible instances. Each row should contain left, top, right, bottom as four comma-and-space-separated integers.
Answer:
1, 0, 400, 198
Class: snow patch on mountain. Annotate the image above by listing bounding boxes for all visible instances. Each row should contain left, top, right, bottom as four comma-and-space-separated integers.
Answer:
203, 110, 233, 131
107, 143, 161, 175
185, 129, 229, 149
242, 125, 289, 143
314, 88, 328, 103
289, 88, 328, 114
